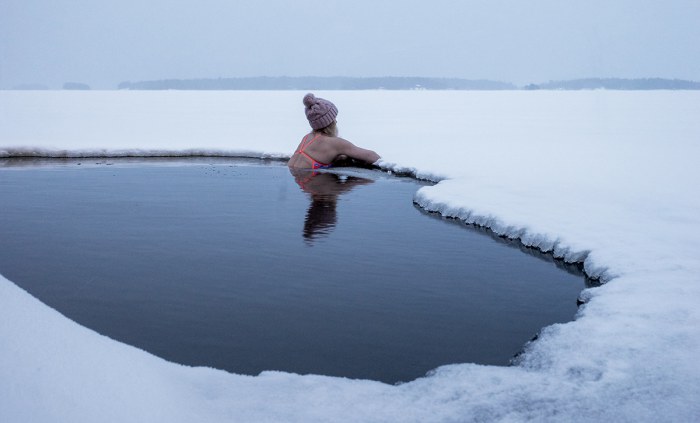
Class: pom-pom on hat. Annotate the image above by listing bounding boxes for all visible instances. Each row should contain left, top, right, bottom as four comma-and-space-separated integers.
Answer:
303, 93, 338, 130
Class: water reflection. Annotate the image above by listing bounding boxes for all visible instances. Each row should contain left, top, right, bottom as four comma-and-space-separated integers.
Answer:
290, 169, 374, 244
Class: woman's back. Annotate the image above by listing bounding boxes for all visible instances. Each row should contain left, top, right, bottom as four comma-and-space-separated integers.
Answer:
289, 133, 380, 169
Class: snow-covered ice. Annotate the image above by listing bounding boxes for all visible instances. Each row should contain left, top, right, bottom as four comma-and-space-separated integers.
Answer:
1, 90, 700, 422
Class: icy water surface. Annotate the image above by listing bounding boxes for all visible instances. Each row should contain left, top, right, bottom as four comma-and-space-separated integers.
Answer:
0, 158, 590, 384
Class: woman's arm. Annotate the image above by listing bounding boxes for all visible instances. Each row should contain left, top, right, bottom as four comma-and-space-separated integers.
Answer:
334, 138, 380, 164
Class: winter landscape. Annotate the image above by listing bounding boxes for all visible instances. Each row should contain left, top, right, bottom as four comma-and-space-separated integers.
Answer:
3, 0, 700, 421
2, 90, 700, 421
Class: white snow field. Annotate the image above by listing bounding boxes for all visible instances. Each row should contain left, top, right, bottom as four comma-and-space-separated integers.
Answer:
1, 90, 700, 422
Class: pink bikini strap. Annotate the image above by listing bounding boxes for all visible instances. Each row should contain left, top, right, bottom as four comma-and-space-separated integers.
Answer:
297, 134, 321, 154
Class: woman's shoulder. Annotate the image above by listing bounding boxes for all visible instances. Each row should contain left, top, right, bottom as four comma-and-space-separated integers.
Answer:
320, 135, 351, 144
307, 133, 353, 150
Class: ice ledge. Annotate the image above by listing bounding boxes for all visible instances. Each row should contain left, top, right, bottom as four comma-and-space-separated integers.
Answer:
412, 188, 612, 283
0, 147, 290, 160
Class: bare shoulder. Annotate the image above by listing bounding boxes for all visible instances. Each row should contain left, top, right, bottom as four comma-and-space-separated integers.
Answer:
326, 136, 380, 163
323, 136, 360, 154
326, 136, 354, 148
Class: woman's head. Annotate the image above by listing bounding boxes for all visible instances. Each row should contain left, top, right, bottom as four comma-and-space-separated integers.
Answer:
303, 93, 338, 133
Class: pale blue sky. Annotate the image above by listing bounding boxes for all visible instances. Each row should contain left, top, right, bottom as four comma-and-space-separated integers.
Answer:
2, 0, 699, 88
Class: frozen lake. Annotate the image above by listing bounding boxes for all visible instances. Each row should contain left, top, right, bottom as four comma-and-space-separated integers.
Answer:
2, 90, 698, 422
0, 158, 589, 383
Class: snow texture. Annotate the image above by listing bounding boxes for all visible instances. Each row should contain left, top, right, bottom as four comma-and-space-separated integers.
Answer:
2, 91, 700, 422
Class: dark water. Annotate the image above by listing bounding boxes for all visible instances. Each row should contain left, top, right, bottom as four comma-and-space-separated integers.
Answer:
0, 158, 590, 384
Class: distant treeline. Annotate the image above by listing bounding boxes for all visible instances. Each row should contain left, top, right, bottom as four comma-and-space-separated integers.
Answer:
62, 82, 90, 90
523, 78, 700, 90
118, 76, 700, 90
117, 77, 516, 90
10, 77, 700, 91
11, 82, 91, 90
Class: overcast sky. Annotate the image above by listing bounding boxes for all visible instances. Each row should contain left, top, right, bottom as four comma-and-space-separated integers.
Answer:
2, 0, 699, 89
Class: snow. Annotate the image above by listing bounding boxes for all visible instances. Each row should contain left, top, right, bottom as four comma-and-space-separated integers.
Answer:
2, 90, 700, 422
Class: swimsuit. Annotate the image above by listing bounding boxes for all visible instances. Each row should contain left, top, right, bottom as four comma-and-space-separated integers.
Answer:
293, 170, 320, 191
295, 134, 332, 170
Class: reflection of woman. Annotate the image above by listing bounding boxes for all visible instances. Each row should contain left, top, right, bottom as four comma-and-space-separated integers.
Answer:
290, 170, 373, 244
288, 93, 380, 170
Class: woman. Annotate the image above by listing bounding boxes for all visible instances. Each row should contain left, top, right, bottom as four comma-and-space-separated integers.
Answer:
288, 93, 380, 169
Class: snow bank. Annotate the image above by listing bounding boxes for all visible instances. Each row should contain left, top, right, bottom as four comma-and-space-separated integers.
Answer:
2, 90, 700, 422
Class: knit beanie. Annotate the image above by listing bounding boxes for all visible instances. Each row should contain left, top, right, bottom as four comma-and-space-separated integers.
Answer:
303, 93, 338, 130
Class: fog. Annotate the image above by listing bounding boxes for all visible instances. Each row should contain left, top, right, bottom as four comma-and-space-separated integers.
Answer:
1, 0, 699, 89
